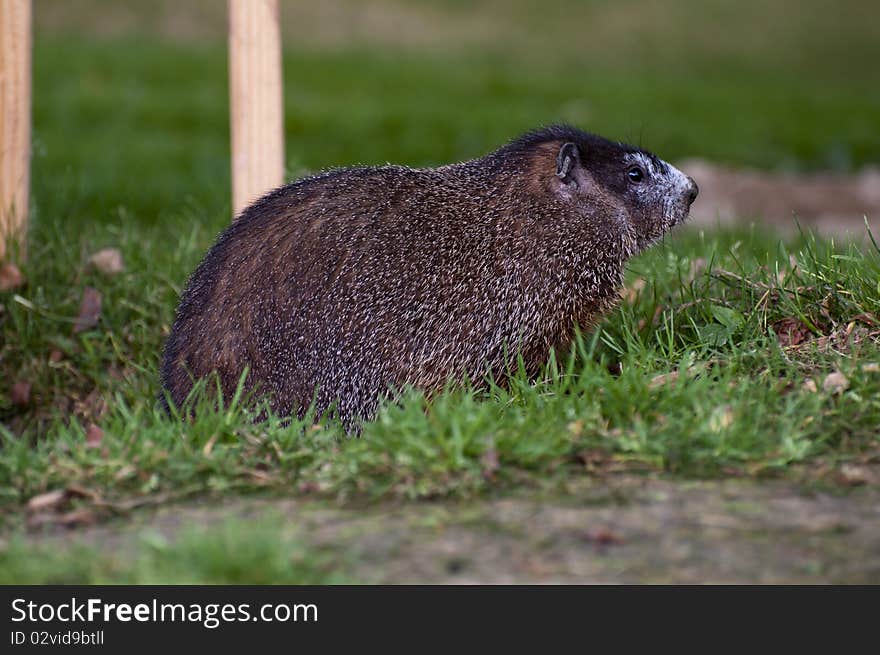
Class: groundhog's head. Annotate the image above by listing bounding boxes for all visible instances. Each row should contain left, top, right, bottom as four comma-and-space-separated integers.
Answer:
522, 127, 698, 253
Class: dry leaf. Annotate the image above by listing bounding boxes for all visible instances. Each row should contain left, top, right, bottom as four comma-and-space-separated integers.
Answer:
0, 263, 25, 291
298, 480, 320, 494
10, 380, 31, 406
48, 349, 64, 363
58, 508, 97, 527
649, 370, 679, 389
802, 378, 818, 393
88, 248, 124, 275
772, 317, 812, 348
822, 371, 849, 395
85, 424, 104, 448
862, 363, 879, 373
574, 449, 612, 473
246, 469, 273, 484
83, 390, 109, 420
73, 287, 102, 333
709, 405, 734, 432
851, 313, 879, 326
581, 528, 625, 546
26, 490, 67, 512
64, 485, 98, 501
837, 464, 871, 486
113, 465, 136, 482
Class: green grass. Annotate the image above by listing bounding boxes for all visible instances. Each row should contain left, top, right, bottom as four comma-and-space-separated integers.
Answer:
30, 35, 880, 229
0, 517, 351, 583
2, 4, 880, 571
2, 223, 878, 520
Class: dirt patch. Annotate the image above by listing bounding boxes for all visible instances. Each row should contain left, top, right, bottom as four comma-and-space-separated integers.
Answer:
680, 159, 880, 239
14, 475, 880, 583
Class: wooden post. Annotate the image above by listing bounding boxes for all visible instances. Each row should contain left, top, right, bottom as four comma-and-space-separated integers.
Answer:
228, 0, 284, 218
0, 0, 31, 261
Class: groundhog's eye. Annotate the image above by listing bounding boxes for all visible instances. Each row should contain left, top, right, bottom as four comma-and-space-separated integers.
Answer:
627, 166, 645, 184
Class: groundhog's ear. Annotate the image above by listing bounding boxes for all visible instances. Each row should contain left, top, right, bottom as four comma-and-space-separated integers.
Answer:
556, 142, 580, 183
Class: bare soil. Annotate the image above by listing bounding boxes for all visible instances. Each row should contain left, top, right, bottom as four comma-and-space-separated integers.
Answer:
680, 160, 880, 239
19, 474, 880, 583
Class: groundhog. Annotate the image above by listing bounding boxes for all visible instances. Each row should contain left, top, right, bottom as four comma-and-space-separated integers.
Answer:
160, 125, 698, 426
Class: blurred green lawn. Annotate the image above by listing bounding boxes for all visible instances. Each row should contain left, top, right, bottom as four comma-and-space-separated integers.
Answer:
31, 0, 880, 230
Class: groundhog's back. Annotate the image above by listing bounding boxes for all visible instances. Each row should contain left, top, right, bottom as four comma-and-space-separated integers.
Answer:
160, 165, 562, 420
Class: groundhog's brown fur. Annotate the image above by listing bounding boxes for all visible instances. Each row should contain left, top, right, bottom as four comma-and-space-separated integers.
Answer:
160, 125, 697, 426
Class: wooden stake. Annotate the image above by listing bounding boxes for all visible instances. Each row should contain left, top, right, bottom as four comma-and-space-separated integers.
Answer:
0, 0, 31, 261
228, 0, 284, 218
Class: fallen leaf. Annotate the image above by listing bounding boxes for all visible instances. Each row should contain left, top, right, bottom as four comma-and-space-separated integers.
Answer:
91, 491, 181, 514
58, 508, 97, 527
649, 370, 679, 389
88, 248, 124, 275
48, 349, 64, 363
64, 485, 99, 501
73, 287, 102, 333
85, 424, 104, 448
0, 263, 25, 291
863, 363, 880, 373
581, 528, 625, 546
26, 490, 67, 512
245, 469, 273, 484
10, 380, 31, 406
802, 378, 818, 393
837, 464, 871, 486
113, 465, 136, 482
83, 390, 109, 420
822, 371, 849, 395
772, 317, 812, 347
851, 313, 879, 326
574, 449, 612, 472
709, 405, 734, 432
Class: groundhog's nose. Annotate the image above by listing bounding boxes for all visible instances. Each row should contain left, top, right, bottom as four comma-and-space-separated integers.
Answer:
685, 177, 699, 205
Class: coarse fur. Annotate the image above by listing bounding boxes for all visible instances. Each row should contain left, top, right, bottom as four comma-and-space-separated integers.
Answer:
160, 125, 698, 427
